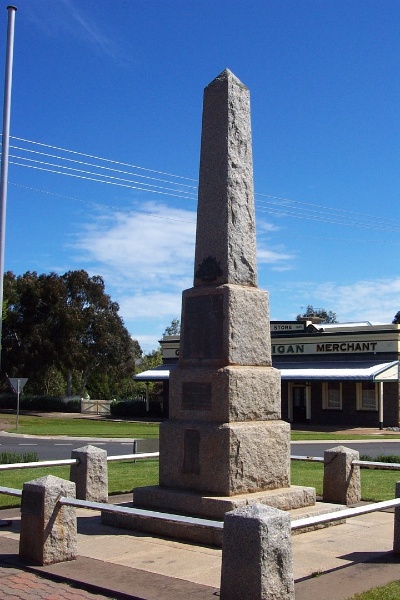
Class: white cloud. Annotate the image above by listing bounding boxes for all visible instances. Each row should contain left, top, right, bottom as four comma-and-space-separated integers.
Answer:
317, 278, 400, 322
283, 277, 400, 323
118, 291, 183, 320
69, 200, 305, 350
26, 0, 130, 62
73, 202, 196, 292
257, 245, 295, 269
256, 219, 280, 233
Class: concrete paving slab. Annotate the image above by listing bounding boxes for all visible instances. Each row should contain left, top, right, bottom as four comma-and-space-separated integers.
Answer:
0, 501, 399, 599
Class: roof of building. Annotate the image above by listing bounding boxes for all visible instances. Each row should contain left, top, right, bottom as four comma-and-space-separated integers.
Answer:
134, 360, 399, 382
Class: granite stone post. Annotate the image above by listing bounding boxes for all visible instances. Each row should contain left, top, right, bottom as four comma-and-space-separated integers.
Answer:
220, 504, 294, 600
70, 444, 108, 502
19, 475, 77, 565
393, 482, 400, 554
323, 445, 361, 505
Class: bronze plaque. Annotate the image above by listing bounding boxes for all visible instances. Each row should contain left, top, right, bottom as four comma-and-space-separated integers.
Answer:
183, 429, 200, 474
182, 382, 212, 411
182, 294, 223, 360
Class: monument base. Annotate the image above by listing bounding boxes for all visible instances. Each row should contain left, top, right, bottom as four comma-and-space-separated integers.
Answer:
100, 485, 348, 547
132, 483, 316, 520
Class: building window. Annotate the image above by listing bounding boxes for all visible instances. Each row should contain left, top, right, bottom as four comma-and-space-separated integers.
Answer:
322, 381, 342, 410
356, 381, 378, 410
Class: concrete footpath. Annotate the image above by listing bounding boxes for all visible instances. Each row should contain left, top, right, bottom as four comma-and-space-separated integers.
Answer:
0, 495, 398, 600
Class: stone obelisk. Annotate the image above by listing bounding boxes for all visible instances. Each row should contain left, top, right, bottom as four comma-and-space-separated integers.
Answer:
135, 69, 315, 518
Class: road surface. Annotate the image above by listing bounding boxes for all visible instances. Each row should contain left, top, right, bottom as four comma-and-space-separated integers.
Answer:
0, 434, 398, 461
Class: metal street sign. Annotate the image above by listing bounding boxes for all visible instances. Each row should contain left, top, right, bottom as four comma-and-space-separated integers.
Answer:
7, 377, 28, 432
8, 377, 28, 393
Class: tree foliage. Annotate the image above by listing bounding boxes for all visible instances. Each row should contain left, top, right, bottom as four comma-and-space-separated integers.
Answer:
163, 318, 180, 336
1, 270, 141, 397
296, 305, 338, 324
393, 312, 400, 324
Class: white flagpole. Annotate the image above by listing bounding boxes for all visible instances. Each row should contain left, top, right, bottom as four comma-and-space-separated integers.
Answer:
0, 6, 17, 369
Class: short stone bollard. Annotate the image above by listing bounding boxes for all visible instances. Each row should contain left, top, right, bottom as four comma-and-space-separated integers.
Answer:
19, 475, 77, 565
393, 482, 400, 554
70, 444, 108, 502
220, 503, 294, 600
323, 445, 361, 505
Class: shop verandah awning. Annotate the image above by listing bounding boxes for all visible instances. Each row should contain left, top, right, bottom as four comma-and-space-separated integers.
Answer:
275, 360, 399, 382
134, 361, 399, 382
134, 364, 178, 381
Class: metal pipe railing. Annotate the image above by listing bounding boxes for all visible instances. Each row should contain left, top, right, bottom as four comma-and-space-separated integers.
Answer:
0, 458, 77, 470
291, 497, 400, 530
291, 455, 400, 471
0, 454, 399, 534
0, 483, 398, 533
0, 453, 398, 472
0, 452, 159, 471
0, 485, 21, 497
106, 452, 159, 462
352, 459, 400, 471
0, 452, 400, 471
58, 496, 224, 529
290, 455, 324, 463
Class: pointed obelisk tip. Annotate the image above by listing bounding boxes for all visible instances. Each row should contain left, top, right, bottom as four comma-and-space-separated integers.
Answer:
208, 68, 248, 90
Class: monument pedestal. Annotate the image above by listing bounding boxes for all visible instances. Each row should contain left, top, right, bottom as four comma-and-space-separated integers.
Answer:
133, 484, 316, 521
108, 70, 321, 543
158, 419, 291, 496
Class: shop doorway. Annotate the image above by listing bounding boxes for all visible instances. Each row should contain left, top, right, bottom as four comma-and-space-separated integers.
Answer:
292, 385, 307, 423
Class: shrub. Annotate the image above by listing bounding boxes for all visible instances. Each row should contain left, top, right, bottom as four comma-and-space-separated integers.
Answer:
360, 454, 400, 463
110, 399, 163, 418
0, 451, 38, 463
0, 393, 81, 413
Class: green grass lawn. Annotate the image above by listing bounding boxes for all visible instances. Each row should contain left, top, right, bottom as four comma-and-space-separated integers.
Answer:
0, 458, 159, 508
346, 581, 400, 600
291, 430, 400, 440
0, 414, 160, 437
0, 413, 399, 505
0, 456, 397, 509
2, 413, 400, 440
290, 461, 400, 501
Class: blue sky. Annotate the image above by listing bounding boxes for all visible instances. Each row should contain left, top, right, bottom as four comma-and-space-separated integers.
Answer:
1, 0, 399, 353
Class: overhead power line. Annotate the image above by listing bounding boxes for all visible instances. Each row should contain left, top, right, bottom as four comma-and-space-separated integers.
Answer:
10, 136, 198, 182
4, 135, 400, 234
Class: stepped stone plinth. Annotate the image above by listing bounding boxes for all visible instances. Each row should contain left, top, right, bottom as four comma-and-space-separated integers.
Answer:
129, 69, 316, 523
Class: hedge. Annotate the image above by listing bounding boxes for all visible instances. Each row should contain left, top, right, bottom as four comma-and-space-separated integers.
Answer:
0, 393, 81, 413
110, 399, 163, 418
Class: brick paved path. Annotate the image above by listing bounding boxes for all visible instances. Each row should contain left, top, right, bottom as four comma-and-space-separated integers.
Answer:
0, 564, 117, 599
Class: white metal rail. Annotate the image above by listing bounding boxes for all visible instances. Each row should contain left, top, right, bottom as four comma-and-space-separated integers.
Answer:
291, 497, 400, 530
0, 452, 399, 533
0, 452, 159, 471
1, 485, 398, 534
2, 453, 399, 472
291, 455, 400, 471
58, 496, 224, 529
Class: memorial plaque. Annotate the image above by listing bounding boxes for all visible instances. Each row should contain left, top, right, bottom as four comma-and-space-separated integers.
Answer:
182, 294, 223, 360
182, 382, 212, 411
183, 429, 200, 474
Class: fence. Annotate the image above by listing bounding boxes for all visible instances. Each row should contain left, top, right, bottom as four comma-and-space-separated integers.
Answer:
80, 398, 113, 415
1, 445, 400, 598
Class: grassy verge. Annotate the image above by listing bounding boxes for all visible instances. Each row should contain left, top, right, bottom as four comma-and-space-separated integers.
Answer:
291, 461, 400, 501
291, 430, 400, 441
346, 581, 400, 599
0, 414, 160, 438
0, 458, 159, 509
0, 459, 398, 509
2, 413, 400, 440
